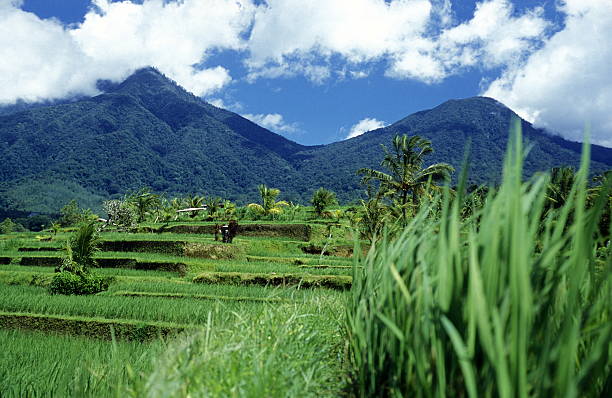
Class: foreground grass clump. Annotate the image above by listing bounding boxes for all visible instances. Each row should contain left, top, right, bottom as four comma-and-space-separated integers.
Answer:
0, 329, 163, 397
347, 126, 611, 397
118, 304, 346, 397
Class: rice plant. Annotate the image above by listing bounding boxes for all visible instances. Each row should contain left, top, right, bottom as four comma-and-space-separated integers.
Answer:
346, 122, 611, 397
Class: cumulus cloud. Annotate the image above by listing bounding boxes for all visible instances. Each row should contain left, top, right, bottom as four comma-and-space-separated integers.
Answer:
346, 118, 387, 139
243, 113, 299, 134
0, 0, 550, 103
247, 0, 548, 83
484, 0, 612, 147
0, 0, 254, 104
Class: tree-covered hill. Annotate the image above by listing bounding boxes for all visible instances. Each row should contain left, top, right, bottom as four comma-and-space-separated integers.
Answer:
0, 68, 610, 213
291, 97, 612, 202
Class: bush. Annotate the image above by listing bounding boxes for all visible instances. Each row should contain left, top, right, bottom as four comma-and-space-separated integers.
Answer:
48, 272, 113, 295
0, 218, 26, 234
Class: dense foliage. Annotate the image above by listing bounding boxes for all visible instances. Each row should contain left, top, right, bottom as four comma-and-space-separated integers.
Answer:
346, 124, 611, 397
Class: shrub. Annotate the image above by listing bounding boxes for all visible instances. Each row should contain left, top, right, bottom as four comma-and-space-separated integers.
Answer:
49, 272, 113, 295
67, 221, 100, 272
103, 199, 137, 231
59, 200, 95, 227
50, 221, 111, 295
0, 218, 26, 234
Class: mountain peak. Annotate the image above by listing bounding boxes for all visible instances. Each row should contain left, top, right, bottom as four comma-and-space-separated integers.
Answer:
114, 67, 175, 92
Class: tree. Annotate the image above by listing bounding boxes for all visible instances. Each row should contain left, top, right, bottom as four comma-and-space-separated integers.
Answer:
205, 196, 223, 220
59, 221, 100, 275
59, 200, 85, 227
545, 167, 575, 212
248, 185, 289, 218
358, 197, 388, 242
103, 199, 137, 231
51, 221, 111, 295
183, 194, 205, 218
126, 188, 160, 223
357, 134, 453, 224
0, 218, 17, 234
311, 187, 338, 218
221, 200, 237, 220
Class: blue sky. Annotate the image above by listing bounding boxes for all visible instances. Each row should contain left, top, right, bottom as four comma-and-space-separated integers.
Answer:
2, 0, 611, 146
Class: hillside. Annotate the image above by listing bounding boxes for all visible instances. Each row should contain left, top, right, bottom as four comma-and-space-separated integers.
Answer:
291, 97, 612, 201
0, 68, 610, 213
0, 68, 307, 212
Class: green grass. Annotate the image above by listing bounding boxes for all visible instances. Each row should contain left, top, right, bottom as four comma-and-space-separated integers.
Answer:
109, 290, 290, 303
193, 271, 352, 290
211, 259, 352, 276
0, 284, 345, 325
106, 279, 346, 301
110, 303, 348, 397
0, 311, 195, 340
0, 329, 164, 397
1, 288, 348, 397
0, 265, 180, 277
346, 125, 611, 397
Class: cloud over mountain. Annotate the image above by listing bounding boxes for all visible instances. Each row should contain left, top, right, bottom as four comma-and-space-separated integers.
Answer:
484, 0, 612, 147
346, 118, 387, 139
0, 0, 253, 103
0, 0, 610, 146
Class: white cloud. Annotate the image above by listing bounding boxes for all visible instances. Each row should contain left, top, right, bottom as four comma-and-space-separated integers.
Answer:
0, 2, 99, 103
484, 0, 612, 147
0, 0, 254, 104
0, 0, 551, 103
247, 0, 548, 83
243, 113, 299, 134
346, 118, 387, 139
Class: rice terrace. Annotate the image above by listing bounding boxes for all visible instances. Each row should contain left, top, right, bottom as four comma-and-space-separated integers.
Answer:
0, 0, 611, 397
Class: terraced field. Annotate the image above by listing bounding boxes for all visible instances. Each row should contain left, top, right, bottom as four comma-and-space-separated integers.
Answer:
0, 222, 353, 396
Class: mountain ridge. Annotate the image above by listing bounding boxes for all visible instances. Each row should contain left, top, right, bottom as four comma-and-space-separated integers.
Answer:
0, 68, 610, 214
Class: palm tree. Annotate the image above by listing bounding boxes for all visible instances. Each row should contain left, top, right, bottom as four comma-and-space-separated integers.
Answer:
357, 134, 453, 224
183, 194, 205, 218
311, 187, 338, 218
248, 185, 289, 218
127, 188, 160, 223
545, 167, 576, 211
60, 221, 100, 275
205, 196, 223, 220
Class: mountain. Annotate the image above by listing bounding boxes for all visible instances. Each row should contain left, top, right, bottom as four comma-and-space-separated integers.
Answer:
291, 97, 612, 201
0, 68, 307, 213
0, 68, 610, 214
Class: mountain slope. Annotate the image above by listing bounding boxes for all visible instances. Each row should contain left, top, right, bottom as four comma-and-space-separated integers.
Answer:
0, 68, 306, 212
0, 69, 610, 213
292, 97, 612, 202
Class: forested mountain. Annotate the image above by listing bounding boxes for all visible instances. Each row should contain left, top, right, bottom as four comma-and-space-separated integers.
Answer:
0, 67, 610, 213
292, 97, 612, 201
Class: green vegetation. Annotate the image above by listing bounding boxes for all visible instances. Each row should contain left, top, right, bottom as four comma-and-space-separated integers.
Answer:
248, 184, 290, 218
358, 134, 453, 224
0, 204, 349, 396
0, 329, 163, 396
346, 124, 610, 397
311, 187, 338, 217
193, 271, 351, 290
0, 105, 609, 397
3, 70, 611, 217
50, 221, 113, 295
